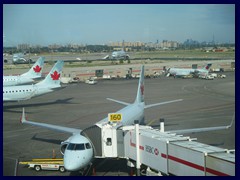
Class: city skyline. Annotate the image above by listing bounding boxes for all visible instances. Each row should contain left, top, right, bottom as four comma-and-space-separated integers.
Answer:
3, 4, 235, 47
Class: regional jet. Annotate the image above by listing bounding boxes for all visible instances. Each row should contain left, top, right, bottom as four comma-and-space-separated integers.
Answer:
20, 65, 184, 172
3, 60, 64, 102
12, 53, 32, 64
111, 49, 130, 60
3, 57, 45, 87
20, 64, 234, 172
166, 63, 212, 77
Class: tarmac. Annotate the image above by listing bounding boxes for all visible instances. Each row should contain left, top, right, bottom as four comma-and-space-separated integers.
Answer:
3, 69, 235, 176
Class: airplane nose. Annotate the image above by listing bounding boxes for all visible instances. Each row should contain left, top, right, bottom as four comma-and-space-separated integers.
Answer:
64, 153, 83, 171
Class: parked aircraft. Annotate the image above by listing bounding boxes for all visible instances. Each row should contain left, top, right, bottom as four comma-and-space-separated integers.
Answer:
3, 57, 45, 87
12, 53, 32, 64
20, 64, 233, 172
166, 63, 212, 77
20, 65, 183, 172
3, 60, 64, 102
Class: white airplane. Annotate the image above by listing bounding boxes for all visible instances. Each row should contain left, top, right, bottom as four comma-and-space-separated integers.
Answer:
3, 60, 64, 102
12, 53, 32, 64
167, 63, 212, 77
20, 65, 233, 172
3, 57, 45, 87
111, 49, 130, 60
20, 65, 184, 171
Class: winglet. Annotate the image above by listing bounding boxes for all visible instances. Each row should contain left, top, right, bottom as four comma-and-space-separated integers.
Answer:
20, 108, 27, 123
226, 112, 235, 129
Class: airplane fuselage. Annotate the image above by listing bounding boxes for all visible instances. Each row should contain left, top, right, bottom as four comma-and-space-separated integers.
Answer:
97, 102, 145, 126
112, 50, 129, 59
63, 134, 94, 171
63, 101, 145, 171
3, 76, 34, 86
3, 84, 57, 102
169, 68, 208, 76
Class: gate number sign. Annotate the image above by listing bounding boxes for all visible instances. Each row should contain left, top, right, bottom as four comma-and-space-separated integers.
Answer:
108, 113, 122, 122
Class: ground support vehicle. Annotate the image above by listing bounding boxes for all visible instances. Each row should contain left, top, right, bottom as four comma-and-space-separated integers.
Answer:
19, 158, 65, 172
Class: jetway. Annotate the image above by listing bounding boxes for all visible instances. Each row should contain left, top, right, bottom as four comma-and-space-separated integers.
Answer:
81, 121, 235, 176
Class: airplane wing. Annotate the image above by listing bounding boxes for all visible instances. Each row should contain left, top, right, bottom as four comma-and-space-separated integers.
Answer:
167, 125, 232, 134
167, 114, 234, 134
20, 108, 81, 134
145, 99, 183, 109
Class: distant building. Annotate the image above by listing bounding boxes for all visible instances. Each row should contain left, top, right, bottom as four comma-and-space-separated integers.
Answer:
160, 40, 179, 49
108, 41, 145, 47
17, 44, 30, 50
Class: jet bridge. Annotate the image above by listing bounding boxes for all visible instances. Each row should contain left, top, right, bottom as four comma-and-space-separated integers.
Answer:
81, 121, 235, 176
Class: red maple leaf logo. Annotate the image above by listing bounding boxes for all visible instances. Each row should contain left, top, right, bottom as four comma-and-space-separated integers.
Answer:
140, 84, 144, 95
33, 65, 42, 73
51, 71, 60, 80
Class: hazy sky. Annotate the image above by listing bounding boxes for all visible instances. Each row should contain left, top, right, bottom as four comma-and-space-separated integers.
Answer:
3, 4, 235, 46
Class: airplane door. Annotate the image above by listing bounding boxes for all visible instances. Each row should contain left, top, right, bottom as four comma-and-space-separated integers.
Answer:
102, 128, 117, 157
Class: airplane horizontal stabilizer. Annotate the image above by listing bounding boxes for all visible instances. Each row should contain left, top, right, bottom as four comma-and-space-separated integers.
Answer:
20, 108, 81, 134
106, 98, 130, 106
144, 99, 183, 109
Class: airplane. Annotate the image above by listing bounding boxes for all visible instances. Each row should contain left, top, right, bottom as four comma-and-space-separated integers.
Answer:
166, 63, 212, 77
20, 65, 184, 172
3, 60, 64, 102
3, 57, 45, 87
101, 50, 130, 60
111, 49, 130, 60
12, 53, 32, 64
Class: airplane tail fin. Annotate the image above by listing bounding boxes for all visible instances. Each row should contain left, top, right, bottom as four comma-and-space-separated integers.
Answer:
107, 65, 182, 108
202, 63, 212, 71
134, 65, 145, 104
21, 57, 45, 78
36, 60, 64, 88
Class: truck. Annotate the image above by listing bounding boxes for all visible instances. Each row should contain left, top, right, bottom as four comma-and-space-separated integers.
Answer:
19, 158, 65, 172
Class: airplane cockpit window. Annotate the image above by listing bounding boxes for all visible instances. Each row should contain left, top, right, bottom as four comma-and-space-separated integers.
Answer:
85, 143, 91, 149
75, 144, 85, 150
67, 143, 85, 151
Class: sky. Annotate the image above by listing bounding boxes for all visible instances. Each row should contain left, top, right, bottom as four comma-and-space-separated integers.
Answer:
3, 4, 235, 46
